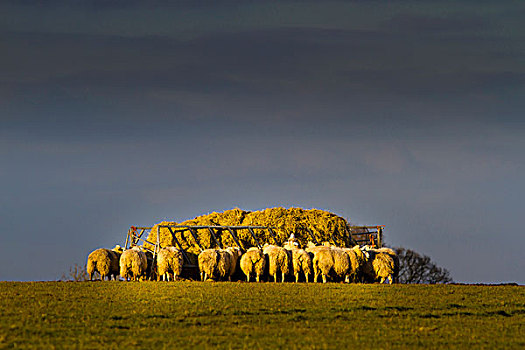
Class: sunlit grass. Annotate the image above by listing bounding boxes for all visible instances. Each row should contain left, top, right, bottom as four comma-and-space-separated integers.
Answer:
0, 282, 524, 348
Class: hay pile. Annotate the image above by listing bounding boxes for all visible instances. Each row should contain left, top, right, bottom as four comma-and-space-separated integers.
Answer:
143, 207, 354, 262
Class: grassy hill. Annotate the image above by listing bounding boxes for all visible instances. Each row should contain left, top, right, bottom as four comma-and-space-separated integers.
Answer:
1, 282, 524, 348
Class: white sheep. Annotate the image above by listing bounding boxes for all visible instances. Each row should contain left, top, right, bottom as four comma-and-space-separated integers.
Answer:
198, 247, 241, 281
198, 249, 219, 281
215, 247, 241, 281
283, 241, 313, 283
143, 249, 155, 281
307, 245, 351, 283
374, 247, 400, 283
223, 247, 242, 281
157, 246, 184, 281
240, 247, 266, 282
86, 245, 123, 281
361, 246, 397, 284
263, 244, 290, 282
305, 244, 330, 282
341, 245, 368, 282
119, 247, 148, 281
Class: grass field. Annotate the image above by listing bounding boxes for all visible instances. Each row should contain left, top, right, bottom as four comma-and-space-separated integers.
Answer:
0, 282, 524, 349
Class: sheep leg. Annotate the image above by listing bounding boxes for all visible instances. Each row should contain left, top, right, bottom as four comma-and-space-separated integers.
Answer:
282, 272, 286, 283
322, 274, 327, 284
305, 273, 309, 283
295, 273, 299, 283
273, 274, 277, 283
380, 277, 385, 284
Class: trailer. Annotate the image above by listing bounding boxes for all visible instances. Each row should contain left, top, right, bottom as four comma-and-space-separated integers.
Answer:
124, 223, 384, 280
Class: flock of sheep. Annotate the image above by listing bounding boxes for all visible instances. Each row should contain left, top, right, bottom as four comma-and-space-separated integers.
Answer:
86, 234, 399, 284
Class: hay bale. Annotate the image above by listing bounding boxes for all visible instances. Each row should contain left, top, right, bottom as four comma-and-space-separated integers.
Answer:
143, 207, 354, 257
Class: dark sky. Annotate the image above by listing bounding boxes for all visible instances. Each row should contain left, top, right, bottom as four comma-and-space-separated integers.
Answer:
1, 1, 524, 283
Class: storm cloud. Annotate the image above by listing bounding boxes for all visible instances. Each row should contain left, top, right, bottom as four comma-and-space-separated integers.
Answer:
1, 1, 524, 283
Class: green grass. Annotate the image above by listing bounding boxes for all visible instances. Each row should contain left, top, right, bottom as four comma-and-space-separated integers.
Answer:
0, 282, 524, 349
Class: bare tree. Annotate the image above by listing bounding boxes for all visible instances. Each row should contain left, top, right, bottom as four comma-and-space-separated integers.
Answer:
60, 264, 90, 281
394, 247, 452, 284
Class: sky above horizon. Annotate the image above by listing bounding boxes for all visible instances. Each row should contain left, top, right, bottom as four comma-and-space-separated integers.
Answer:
1, 1, 524, 283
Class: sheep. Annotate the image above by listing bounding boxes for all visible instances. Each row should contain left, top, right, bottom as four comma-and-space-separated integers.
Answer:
307, 245, 351, 283
198, 249, 219, 281
157, 246, 184, 281
305, 244, 331, 282
341, 245, 368, 282
224, 247, 242, 281
375, 247, 400, 283
119, 247, 148, 281
86, 245, 123, 281
263, 244, 291, 282
143, 250, 155, 281
283, 241, 313, 283
198, 247, 241, 281
371, 251, 395, 284
240, 247, 266, 282
361, 246, 397, 284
